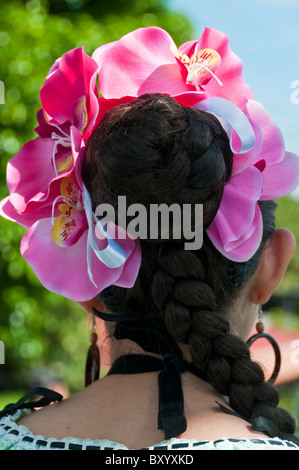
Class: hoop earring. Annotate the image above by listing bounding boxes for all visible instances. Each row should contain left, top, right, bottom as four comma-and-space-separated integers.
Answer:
247, 306, 281, 384
85, 314, 100, 387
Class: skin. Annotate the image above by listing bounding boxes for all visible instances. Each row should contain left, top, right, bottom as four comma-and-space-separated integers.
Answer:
17, 228, 295, 449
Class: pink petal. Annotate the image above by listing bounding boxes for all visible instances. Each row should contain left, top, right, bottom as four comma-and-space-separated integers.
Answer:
92, 40, 117, 64
20, 218, 141, 302
40, 47, 99, 134
207, 203, 263, 262
6, 125, 84, 222
95, 95, 136, 130
70, 125, 87, 188
6, 137, 57, 213
94, 26, 190, 98
34, 109, 52, 138
25, 133, 83, 219
84, 69, 101, 139
34, 108, 72, 140
260, 152, 299, 200
178, 39, 199, 57
181, 27, 253, 105
104, 222, 142, 288
137, 63, 191, 96
0, 196, 56, 228
245, 100, 285, 166
0, 196, 32, 228
173, 91, 207, 107
207, 165, 263, 261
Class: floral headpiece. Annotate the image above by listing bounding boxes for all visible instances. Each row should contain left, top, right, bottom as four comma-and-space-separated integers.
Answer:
1, 27, 299, 301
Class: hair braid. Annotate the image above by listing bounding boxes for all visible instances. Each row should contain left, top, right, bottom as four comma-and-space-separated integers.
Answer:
82, 93, 299, 444
152, 239, 297, 441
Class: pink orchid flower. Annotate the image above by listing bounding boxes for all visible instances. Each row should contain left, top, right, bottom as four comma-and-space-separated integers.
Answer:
35, 45, 104, 185
0, 48, 140, 301
92, 26, 253, 107
91, 24, 298, 262
206, 98, 299, 262
0, 47, 101, 225
19, 129, 141, 302
0, 45, 134, 225
39, 46, 101, 140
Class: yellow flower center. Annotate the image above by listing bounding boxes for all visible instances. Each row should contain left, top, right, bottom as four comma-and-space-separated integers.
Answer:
172, 45, 222, 91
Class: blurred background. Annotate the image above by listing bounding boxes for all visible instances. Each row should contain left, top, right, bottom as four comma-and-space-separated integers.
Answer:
0, 0, 298, 434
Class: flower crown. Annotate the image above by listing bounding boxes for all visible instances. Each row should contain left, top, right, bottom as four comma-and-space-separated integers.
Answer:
1, 26, 299, 302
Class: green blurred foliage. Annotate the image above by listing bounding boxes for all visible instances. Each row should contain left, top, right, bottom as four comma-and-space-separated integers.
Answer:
275, 196, 299, 292
0, 0, 192, 393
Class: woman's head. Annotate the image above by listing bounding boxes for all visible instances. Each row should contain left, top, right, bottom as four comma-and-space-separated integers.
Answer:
82, 92, 295, 354
83, 93, 232, 228
82, 93, 280, 319
82, 93, 297, 441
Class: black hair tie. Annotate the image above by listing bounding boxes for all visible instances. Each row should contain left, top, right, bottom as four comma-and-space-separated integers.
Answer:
93, 308, 206, 439
92, 308, 293, 442
0, 387, 63, 419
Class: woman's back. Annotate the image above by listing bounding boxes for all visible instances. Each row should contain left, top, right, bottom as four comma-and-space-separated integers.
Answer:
9, 370, 277, 449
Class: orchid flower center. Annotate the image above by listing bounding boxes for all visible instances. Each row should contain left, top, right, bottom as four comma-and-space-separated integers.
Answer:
187, 48, 223, 90
73, 95, 88, 134
173, 45, 223, 91
51, 193, 83, 226
51, 129, 73, 176
51, 175, 87, 248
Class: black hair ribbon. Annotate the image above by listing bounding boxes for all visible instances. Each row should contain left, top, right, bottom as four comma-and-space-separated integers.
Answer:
93, 308, 294, 442
92, 308, 206, 440
0, 387, 63, 419
216, 401, 290, 441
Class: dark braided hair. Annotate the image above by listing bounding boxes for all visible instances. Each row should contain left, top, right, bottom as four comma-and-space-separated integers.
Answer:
82, 93, 298, 444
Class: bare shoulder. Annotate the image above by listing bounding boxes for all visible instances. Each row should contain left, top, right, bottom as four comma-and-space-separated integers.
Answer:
17, 374, 161, 447
180, 374, 269, 442
17, 373, 269, 447
182, 403, 268, 442
17, 393, 81, 439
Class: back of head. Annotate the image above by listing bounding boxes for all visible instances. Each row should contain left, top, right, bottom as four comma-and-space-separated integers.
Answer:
82, 93, 297, 442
